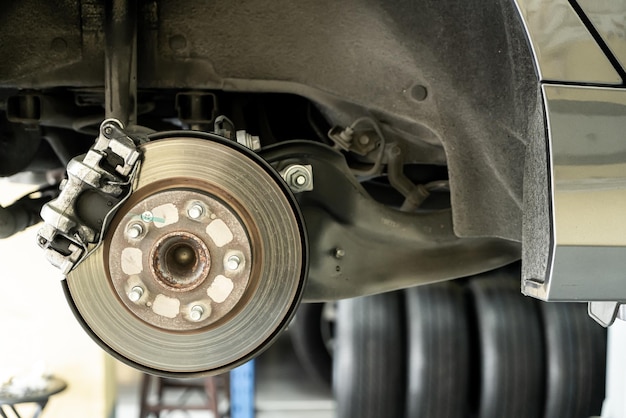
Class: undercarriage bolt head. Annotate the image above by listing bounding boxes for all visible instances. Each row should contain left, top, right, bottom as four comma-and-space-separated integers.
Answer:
187, 204, 204, 219
280, 164, 314, 192
126, 223, 144, 239
334, 248, 345, 259
226, 255, 241, 270
190, 305, 204, 321
128, 286, 144, 302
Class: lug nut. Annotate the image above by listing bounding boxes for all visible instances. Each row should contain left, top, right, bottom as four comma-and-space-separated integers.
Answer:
126, 223, 143, 239
128, 286, 144, 302
187, 204, 204, 219
190, 305, 204, 321
226, 255, 241, 270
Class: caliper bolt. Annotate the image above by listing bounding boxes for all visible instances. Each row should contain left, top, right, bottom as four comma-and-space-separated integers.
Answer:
128, 286, 144, 302
126, 223, 144, 239
187, 204, 204, 219
227, 255, 241, 271
190, 305, 204, 321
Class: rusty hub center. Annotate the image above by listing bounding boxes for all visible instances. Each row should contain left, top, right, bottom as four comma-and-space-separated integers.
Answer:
151, 231, 210, 291
107, 187, 254, 332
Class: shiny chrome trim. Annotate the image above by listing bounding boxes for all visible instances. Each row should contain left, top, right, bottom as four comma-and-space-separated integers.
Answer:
523, 84, 626, 301
577, 0, 626, 74
513, 0, 622, 84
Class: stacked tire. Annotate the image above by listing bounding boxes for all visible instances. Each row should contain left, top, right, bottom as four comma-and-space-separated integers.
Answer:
291, 264, 607, 418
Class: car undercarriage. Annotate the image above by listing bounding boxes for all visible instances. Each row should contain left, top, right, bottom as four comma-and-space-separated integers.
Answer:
0, 2, 623, 408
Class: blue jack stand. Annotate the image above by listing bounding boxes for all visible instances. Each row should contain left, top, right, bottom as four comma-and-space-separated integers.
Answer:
230, 360, 255, 418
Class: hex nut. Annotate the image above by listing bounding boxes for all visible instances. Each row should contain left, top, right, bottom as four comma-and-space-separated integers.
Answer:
281, 164, 314, 192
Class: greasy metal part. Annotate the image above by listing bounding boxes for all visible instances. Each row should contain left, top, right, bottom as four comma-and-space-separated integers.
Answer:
107, 188, 253, 331
6, 94, 41, 124
577, 1, 626, 73
213, 116, 235, 140
522, 85, 626, 303
104, 0, 137, 126
262, 141, 521, 301
0, 190, 53, 239
1, 0, 539, 244
386, 144, 430, 212
37, 119, 142, 274
280, 164, 314, 193
512, 0, 622, 84
66, 134, 307, 376
328, 126, 378, 157
235, 131, 261, 151
175, 92, 217, 130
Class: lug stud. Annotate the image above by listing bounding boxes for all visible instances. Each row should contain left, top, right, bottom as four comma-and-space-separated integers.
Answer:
187, 204, 204, 219
226, 255, 241, 271
190, 305, 204, 321
128, 286, 144, 302
126, 223, 143, 239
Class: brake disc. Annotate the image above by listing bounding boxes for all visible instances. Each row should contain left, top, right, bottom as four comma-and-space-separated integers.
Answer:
65, 132, 307, 376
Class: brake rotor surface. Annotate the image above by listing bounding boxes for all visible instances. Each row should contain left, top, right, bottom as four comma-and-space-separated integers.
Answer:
65, 134, 307, 376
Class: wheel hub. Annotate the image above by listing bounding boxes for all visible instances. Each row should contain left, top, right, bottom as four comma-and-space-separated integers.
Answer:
107, 187, 255, 332
65, 133, 307, 376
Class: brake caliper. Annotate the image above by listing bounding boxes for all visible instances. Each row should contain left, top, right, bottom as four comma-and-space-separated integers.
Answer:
37, 119, 144, 274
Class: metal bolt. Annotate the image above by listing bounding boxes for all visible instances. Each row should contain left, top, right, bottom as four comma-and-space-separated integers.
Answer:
236, 130, 262, 151
338, 127, 354, 142
227, 255, 241, 270
281, 164, 314, 192
141, 211, 154, 222
359, 135, 370, 145
334, 248, 346, 259
126, 223, 143, 239
187, 204, 204, 219
128, 286, 144, 302
103, 126, 113, 136
190, 305, 204, 321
